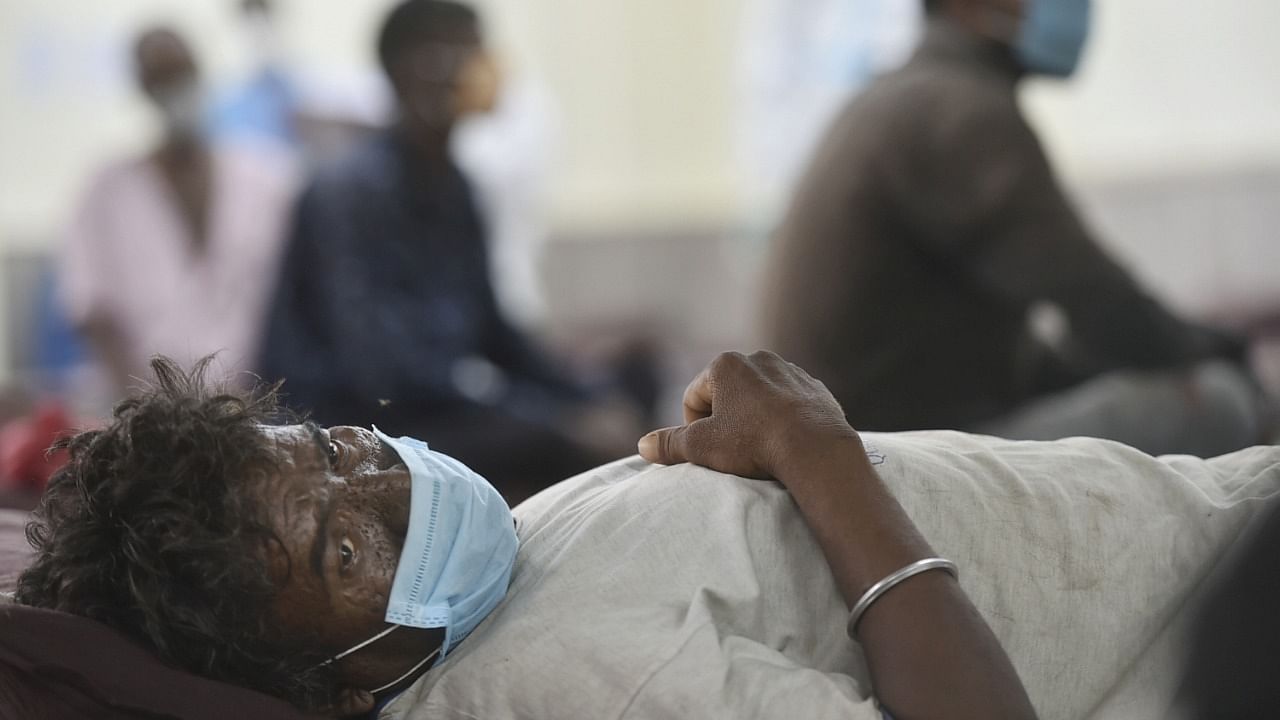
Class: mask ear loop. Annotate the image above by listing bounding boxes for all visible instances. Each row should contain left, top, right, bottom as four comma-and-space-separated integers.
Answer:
369, 645, 441, 695
320, 623, 402, 666
314, 623, 443, 696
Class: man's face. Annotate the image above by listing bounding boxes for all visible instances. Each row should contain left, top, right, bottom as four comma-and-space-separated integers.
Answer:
395, 38, 501, 130
253, 424, 443, 701
135, 31, 199, 105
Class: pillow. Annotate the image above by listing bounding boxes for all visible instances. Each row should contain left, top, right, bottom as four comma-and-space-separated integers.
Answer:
0, 510, 325, 720
0, 605, 326, 720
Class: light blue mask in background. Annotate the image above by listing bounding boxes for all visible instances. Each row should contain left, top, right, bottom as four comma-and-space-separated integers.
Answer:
319, 429, 518, 694
1016, 0, 1091, 78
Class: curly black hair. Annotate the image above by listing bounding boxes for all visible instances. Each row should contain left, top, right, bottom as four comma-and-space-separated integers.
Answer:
15, 356, 336, 709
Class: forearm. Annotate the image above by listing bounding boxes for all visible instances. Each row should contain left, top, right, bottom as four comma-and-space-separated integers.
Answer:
1057, 276, 1222, 371
780, 439, 1037, 720
485, 322, 589, 400
929, 110, 1223, 373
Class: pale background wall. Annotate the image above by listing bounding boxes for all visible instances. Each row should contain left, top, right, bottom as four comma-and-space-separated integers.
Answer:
1, 0, 1278, 383
1025, 0, 1280, 182
0, 0, 742, 242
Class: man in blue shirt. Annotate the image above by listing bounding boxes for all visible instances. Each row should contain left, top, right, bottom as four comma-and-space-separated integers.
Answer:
260, 1, 607, 502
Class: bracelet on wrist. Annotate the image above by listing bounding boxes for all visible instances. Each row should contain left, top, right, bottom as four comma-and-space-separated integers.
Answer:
846, 557, 959, 640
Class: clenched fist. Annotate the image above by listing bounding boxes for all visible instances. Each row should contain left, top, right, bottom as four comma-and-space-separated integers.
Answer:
637, 351, 862, 485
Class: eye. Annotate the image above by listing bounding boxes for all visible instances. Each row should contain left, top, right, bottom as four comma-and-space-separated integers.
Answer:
339, 537, 355, 569
327, 440, 341, 468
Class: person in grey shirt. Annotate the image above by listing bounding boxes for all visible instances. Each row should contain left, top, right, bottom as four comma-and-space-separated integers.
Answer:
761, 0, 1264, 455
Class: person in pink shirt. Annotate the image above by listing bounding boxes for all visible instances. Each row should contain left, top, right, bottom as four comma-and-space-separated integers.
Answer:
61, 26, 296, 396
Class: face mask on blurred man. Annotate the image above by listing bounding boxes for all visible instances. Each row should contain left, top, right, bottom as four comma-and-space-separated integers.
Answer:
1014, 0, 1091, 78
154, 81, 206, 139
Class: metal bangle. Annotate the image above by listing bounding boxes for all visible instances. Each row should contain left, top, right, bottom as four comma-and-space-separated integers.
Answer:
846, 557, 959, 640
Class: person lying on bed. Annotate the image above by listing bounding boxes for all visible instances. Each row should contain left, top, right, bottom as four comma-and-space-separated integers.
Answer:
14, 353, 1279, 719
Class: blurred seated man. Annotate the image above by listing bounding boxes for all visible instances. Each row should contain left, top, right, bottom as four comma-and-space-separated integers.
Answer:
259, 0, 617, 502
62, 26, 295, 397
16, 352, 1280, 719
761, 0, 1266, 456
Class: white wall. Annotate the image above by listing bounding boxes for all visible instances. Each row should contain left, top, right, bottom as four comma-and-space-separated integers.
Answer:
0, 0, 382, 246
5, 0, 1278, 241
1025, 0, 1280, 181
521, 0, 740, 232
0, 0, 739, 244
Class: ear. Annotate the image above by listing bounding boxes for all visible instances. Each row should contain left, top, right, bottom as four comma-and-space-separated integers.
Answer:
325, 687, 375, 718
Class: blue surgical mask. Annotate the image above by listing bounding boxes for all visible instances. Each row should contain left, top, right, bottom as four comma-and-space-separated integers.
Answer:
154, 80, 207, 139
1015, 0, 1091, 78
318, 428, 518, 693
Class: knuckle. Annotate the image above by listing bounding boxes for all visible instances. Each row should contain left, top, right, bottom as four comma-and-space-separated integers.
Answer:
711, 351, 742, 371
748, 349, 781, 365
713, 351, 750, 376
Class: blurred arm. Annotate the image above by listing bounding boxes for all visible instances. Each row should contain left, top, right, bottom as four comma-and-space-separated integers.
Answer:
480, 294, 589, 402
467, 201, 591, 406
905, 98, 1236, 373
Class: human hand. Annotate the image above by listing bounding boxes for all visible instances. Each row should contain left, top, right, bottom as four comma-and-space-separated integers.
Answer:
637, 351, 861, 483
